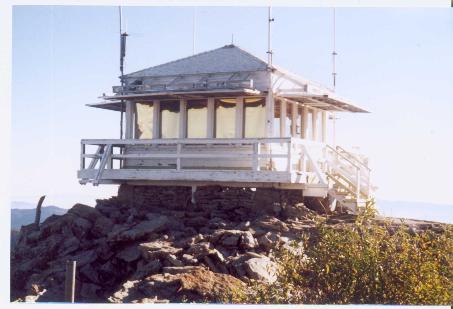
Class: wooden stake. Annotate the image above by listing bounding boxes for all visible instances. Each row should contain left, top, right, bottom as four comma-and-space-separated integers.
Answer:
34, 195, 45, 230
65, 260, 76, 303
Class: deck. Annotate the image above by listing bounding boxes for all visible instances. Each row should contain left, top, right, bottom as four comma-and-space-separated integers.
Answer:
78, 137, 331, 197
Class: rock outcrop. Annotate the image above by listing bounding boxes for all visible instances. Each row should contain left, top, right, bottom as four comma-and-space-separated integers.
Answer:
11, 185, 445, 303
11, 186, 316, 303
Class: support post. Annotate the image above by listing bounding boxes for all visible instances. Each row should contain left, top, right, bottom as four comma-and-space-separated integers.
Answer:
301, 106, 308, 139
207, 97, 215, 138
34, 195, 46, 230
265, 91, 274, 137
321, 111, 327, 143
312, 109, 318, 141
125, 101, 134, 139
280, 99, 287, 137
65, 260, 76, 303
152, 100, 160, 139
179, 99, 187, 138
291, 102, 297, 137
235, 97, 244, 138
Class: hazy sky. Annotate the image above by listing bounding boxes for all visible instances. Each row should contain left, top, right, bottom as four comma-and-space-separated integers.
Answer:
11, 6, 453, 208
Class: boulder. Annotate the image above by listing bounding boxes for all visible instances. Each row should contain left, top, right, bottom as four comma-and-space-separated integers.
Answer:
68, 204, 102, 223
239, 231, 257, 250
133, 259, 162, 279
108, 216, 169, 242
243, 257, 277, 283
116, 245, 141, 263
92, 216, 114, 237
139, 240, 182, 261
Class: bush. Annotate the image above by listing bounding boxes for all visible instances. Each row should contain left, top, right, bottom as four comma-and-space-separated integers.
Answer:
229, 209, 453, 304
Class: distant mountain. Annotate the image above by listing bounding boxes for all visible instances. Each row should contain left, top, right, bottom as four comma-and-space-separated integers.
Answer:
376, 199, 453, 224
11, 205, 68, 231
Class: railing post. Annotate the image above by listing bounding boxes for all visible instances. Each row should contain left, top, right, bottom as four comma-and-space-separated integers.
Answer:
287, 141, 292, 172
176, 143, 182, 171
65, 260, 76, 303
252, 142, 260, 171
80, 142, 85, 170
356, 168, 361, 200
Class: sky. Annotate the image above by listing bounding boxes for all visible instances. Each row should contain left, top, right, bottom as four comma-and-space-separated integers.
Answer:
11, 6, 453, 208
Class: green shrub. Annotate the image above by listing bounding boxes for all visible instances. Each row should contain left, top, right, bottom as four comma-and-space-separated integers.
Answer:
230, 209, 453, 304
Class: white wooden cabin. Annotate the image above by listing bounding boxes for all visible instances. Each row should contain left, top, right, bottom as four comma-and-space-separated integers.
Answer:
78, 45, 373, 212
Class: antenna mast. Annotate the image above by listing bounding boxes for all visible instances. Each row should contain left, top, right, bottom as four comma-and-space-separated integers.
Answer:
192, 8, 196, 55
332, 8, 337, 91
119, 6, 128, 139
267, 7, 274, 67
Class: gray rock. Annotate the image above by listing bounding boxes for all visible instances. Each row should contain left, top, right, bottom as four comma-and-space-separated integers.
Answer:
243, 257, 277, 283
92, 216, 114, 237
80, 263, 100, 284
68, 204, 102, 223
133, 259, 162, 279
181, 254, 198, 265
239, 231, 257, 250
186, 241, 212, 258
116, 245, 141, 263
140, 240, 182, 261
80, 282, 101, 301
58, 236, 80, 256
162, 266, 206, 275
108, 216, 169, 242
220, 235, 240, 247
166, 254, 183, 267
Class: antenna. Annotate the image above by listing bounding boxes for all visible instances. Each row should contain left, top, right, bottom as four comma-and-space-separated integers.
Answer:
192, 8, 196, 55
332, 8, 337, 91
231, 33, 234, 44
267, 7, 274, 67
119, 6, 128, 140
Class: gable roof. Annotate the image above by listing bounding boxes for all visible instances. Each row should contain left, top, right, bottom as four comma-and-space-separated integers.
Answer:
125, 44, 269, 78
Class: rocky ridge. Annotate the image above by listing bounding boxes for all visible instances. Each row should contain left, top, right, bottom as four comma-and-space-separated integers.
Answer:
11, 185, 445, 303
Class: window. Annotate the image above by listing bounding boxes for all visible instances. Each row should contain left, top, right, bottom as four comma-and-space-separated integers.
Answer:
215, 98, 236, 138
187, 100, 208, 138
160, 100, 180, 138
244, 97, 265, 138
135, 102, 153, 139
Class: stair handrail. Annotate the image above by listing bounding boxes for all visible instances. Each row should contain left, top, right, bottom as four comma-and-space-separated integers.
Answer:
325, 145, 361, 171
335, 145, 371, 172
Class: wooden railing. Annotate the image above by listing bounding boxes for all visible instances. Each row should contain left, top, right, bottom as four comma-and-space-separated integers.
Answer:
79, 138, 327, 186
325, 145, 371, 199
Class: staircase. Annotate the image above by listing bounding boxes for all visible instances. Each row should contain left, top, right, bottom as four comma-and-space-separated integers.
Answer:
325, 145, 374, 213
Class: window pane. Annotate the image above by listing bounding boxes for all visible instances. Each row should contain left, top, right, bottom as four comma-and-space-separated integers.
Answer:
215, 99, 236, 138
244, 98, 265, 138
160, 100, 180, 138
187, 100, 208, 138
135, 102, 153, 139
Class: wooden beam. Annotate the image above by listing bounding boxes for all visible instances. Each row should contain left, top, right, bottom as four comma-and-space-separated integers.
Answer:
321, 111, 327, 143
207, 97, 215, 138
235, 96, 244, 138
152, 100, 160, 139
179, 99, 187, 138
